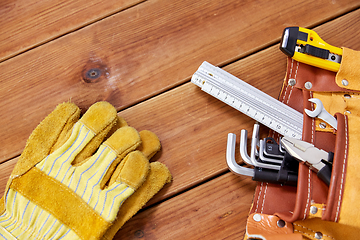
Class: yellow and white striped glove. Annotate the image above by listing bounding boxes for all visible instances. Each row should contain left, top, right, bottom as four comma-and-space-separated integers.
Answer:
0, 102, 170, 240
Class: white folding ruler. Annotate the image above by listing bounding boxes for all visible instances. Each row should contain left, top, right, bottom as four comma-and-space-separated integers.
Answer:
191, 61, 303, 139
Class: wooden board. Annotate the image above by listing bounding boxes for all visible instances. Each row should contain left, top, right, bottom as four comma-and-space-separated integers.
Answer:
113, 10, 360, 238
0, 0, 359, 163
116, 173, 257, 239
2, 9, 360, 205
0, 0, 145, 62
1, 1, 360, 239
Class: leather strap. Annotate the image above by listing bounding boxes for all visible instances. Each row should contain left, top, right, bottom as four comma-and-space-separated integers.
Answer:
323, 113, 348, 221
245, 213, 302, 240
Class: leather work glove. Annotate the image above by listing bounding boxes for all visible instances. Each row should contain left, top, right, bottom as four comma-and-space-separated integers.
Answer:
0, 102, 171, 240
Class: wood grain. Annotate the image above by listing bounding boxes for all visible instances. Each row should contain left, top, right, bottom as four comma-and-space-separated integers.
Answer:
116, 48, 286, 204
0, 34, 286, 205
105, 9, 360, 204
0, 0, 359, 163
0, 0, 145, 62
1, 2, 360, 239
115, 173, 257, 240
2, 9, 360, 205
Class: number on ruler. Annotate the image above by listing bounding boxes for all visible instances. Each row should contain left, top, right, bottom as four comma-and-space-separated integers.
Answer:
197, 76, 302, 139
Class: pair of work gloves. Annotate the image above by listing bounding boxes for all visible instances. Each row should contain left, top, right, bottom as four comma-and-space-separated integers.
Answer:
0, 101, 172, 240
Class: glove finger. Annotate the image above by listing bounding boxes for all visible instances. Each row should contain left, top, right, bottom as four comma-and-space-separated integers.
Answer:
36, 101, 118, 178
93, 150, 150, 222
107, 130, 161, 187
104, 116, 128, 140
11, 102, 81, 178
102, 162, 172, 240
79, 101, 118, 136
115, 150, 150, 191
137, 130, 161, 160
75, 126, 142, 190
71, 116, 128, 166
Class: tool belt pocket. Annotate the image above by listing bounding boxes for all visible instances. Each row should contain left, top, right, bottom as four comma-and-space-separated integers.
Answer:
275, 111, 349, 223
247, 48, 360, 238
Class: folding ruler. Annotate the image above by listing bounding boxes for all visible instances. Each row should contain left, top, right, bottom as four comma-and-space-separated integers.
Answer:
191, 61, 303, 139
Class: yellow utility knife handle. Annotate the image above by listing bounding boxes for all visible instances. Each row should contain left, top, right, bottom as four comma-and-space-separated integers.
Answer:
280, 27, 342, 72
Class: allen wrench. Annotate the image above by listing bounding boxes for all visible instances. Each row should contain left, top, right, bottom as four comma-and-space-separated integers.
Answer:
227, 130, 298, 185
226, 133, 255, 177
239, 123, 260, 166
262, 137, 285, 159
239, 129, 256, 166
259, 139, 283, 164
243, 123, 281, 170
229, 122, 281, 176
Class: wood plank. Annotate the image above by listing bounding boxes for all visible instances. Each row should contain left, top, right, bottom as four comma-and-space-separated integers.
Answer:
0, 0, 145, 62
1, 9, 360, 204
115, 173, 257, 240
116, 53, 285, 204
113, 13, 360, 238
0, 46, 285, 197
108, 9, 360, 204
0, 0, 359, 162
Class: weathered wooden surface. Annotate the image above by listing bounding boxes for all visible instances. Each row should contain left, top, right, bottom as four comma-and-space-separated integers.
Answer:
0, 0, 145, 62
1, 0, 360, 239
117, 173, 257, 240
0, 0, 359, 163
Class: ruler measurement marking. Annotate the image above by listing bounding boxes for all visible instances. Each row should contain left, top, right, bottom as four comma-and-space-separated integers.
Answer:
203, 76, 302, 131
208, 71, 302, 125
191, 62, 303, 139
202, 72, 301, 126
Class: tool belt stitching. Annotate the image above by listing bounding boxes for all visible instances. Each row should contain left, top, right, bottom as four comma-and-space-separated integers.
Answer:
272, 59, 298, 142
310, 92, 315, 145
282, 59, 298, 105
255, 182, 266, 213
303, 168, 311, 220
258, 59, 300, 216
254, 182, 262, 212
293, 223, 336, 240
261, 183, 269, 213
335, 114, 348, 221
302, 92, 315, 220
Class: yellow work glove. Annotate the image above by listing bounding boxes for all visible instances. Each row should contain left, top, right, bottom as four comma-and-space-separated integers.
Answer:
0, 101, 171, 240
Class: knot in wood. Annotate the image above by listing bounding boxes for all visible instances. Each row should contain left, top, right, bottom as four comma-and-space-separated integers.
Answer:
82, 61, 109, 83
134, 230, 144, 238
86, 68, 101, 79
